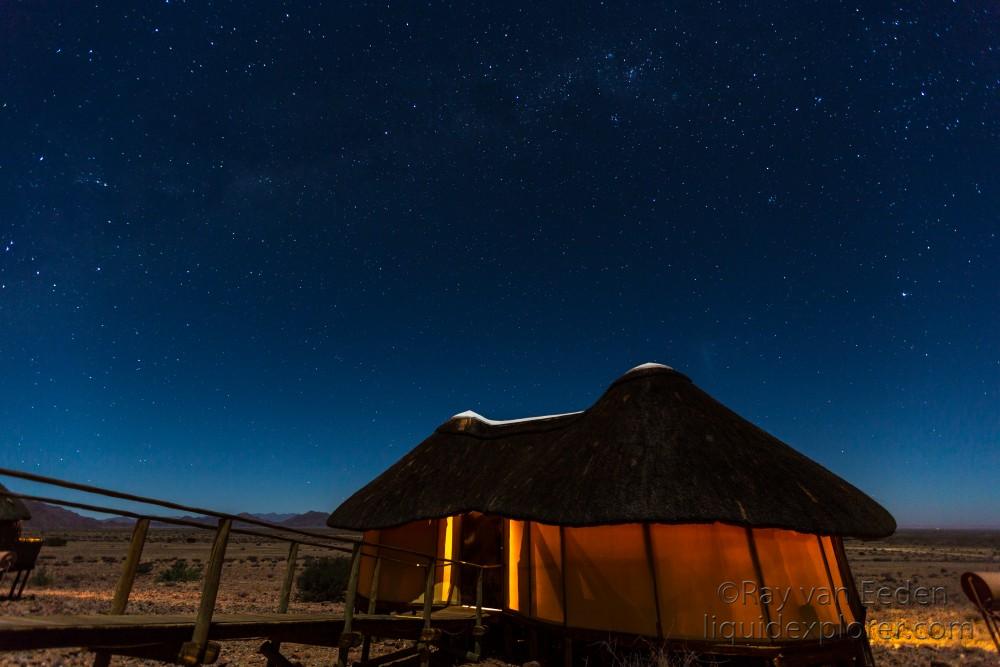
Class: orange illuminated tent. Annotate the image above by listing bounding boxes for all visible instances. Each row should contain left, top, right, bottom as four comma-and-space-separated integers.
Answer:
327, 363, 895, 664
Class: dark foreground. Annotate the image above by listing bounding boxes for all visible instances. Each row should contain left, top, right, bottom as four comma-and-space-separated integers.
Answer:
0, 529, 997, 666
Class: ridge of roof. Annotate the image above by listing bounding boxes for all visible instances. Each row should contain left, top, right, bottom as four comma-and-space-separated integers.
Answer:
445, 362, 683, 430
449, 410, 584, 426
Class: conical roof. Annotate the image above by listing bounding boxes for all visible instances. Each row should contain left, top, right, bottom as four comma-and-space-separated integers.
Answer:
328, 364, 896, 538
0, 482, 31, 522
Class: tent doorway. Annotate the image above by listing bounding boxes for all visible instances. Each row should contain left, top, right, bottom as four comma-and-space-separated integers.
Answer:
458, 512, 503, 608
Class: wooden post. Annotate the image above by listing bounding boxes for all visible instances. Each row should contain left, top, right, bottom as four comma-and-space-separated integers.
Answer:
93, 518, 150, 667
642, 523, 664, 640
7, 570, 22, 599
367, 556, 382, 614
527, 627, 539, 662
816, 536, 846, 629
265, 542, 299, 667
337, 542, 363, 667
360, 556, 382, 664
525, 522, 538, 662
475, 566, 483, 623
559, 526, 567, 628
833, 536, 875, 665
422, 556, 436, 628
744, 527, 775, 641
473, 567, 484, 659
111, 518, 150, 614
418, 556, 437, 667
277, 542, 299, 613
525, 522, 534, 619
179, 517, 232, 666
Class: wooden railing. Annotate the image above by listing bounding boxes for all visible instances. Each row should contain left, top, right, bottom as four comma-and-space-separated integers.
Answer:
0, 467, 493, 667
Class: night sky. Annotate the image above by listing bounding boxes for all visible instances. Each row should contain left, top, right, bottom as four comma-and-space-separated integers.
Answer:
2, 2, 997, 528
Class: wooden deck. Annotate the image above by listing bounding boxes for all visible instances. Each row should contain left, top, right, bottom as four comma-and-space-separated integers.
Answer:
0, 607, 486, 652
0, 473, 493, 666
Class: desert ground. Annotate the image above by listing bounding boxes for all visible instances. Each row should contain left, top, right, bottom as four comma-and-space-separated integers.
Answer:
0, 529, 996, 666
845, 530, 999, 666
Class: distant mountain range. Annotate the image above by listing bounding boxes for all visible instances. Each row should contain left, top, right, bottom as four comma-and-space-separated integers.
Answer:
21, 500, 330, 532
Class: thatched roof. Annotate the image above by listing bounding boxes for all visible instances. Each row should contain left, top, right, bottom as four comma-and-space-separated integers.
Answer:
0, 482, 31, 522
328, 364, 896, 538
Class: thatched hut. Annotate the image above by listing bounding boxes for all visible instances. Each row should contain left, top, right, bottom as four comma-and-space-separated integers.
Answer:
0, 482, 30, 549
328, 363, 895, 662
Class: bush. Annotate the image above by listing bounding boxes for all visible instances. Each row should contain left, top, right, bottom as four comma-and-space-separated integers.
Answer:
156, 559, 202, 584
296, 557, 351, 602
42, 536, 68, 547
30, 567, 53, 586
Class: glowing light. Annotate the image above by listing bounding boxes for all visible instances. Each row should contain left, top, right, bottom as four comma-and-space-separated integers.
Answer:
441, 515, 455, 602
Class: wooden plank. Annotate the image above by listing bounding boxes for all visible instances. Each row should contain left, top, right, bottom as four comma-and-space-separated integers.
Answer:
0, 609, 480, 629
356, 644, 418, 667
0, 609, 486, 652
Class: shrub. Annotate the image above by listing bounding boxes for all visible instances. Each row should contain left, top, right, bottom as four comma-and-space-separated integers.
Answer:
156, 559, 202, 584
43, 536, 68, 547
30, 567, 53, 586
296, 557, 351, 602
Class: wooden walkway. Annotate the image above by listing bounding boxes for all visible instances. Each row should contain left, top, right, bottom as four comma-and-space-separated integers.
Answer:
0, 607, 486, 652
0, 471, 493, 666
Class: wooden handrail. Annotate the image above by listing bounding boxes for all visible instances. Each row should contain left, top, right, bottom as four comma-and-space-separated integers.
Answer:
0, 490, 354, 553
0, 467, 338, 544
0, 481, 498, 571
3, 486, 497, 578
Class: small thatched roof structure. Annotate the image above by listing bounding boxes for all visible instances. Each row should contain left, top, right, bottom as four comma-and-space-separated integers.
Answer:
328, 363, 895, 539
0, 482, 31, 522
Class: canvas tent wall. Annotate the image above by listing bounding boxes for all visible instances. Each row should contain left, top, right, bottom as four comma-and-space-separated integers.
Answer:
356, 516, 858, 641
330, 363, 894, 644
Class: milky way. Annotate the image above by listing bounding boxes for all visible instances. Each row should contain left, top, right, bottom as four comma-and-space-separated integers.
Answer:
0, 3, 997, 525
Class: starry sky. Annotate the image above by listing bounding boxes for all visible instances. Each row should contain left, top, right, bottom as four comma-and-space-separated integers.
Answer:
1, 2, 997, 528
